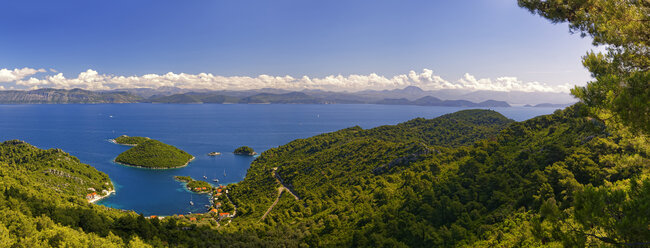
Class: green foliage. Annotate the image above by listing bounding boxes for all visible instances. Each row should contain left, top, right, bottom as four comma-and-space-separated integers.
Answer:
519, 0, 650, 134
113, 135, 150, 146
115, 139, 193, 168
233, 146, 256, 155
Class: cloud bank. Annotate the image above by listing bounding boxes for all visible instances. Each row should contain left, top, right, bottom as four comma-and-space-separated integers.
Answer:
0, 68, 573, 93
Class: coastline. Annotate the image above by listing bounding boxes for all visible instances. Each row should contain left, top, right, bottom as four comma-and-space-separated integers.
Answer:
113, 156, 195, 169
89, 188, 116, 204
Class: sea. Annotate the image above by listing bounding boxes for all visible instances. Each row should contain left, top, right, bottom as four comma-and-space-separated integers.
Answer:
0, 104, 560, 215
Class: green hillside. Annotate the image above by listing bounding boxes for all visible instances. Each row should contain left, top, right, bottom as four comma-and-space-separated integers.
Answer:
228, 105, 649, 247
114, 139, 194, 168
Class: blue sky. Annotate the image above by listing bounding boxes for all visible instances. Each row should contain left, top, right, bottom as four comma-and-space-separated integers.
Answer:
0, 0, 597, 92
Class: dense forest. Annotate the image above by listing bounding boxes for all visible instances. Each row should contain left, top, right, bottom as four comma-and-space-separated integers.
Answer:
229, 104, 649, 247
114, 139, 194, 169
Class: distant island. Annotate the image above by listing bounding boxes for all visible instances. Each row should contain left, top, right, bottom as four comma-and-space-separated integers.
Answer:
524, 103, 573, 108
114, 136, 194, 169
234, 146, 257, 155
174, 176, 213, 193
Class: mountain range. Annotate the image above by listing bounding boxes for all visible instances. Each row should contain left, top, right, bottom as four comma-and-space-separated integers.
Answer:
0, 86, 577, 107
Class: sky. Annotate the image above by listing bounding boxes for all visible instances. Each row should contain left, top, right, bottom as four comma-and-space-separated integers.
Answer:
0, 0, 598, 92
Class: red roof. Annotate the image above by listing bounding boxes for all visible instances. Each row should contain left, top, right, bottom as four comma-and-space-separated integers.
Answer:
189, 217, 197, 221
219, 213, 230, 216
216, 188, 222, 193
210, 209, 218, 213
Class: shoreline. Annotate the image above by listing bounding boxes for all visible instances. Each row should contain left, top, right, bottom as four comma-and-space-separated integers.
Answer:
89, 188, 116, 204
113, 156, 195, 169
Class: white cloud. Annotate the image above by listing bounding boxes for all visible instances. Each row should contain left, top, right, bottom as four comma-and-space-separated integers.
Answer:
0, 68, 46, 82
1, 67, 573, 93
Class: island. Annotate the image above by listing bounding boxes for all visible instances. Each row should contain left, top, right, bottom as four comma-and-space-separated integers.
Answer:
207, 152, 221, 156
113, 135, 151, 146
174, 176, 213, 193
114, 137, 194, 169
233, 146, 257, 155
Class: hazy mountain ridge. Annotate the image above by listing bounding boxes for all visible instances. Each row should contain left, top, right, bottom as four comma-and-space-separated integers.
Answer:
0, 86, 574, 106
0, 88, 142, 104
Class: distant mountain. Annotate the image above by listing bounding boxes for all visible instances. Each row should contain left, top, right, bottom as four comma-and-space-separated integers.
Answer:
0, 86, 565, 106
0, 88, 142, 104
239, 92, 327, 104
451, 90, 577, 105
378, 96, 510, 107
142, 91, 510, 107
147, 93, 239, 103
526, 103, 574, 108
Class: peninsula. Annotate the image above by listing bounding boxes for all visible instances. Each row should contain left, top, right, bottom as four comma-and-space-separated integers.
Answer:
114, 136, 194, 168
174, 176, 213, 193
233, 146, 257, 155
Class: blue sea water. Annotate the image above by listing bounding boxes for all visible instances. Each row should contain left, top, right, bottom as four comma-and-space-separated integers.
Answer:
0, 104, 560, 215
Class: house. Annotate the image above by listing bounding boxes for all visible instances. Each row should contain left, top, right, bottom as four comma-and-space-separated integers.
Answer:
209, 209, 218, 214
218, 212, 231, 220
86, 192, 99, 201
189, 217, 197, 221
216, 188, 222, 193
215, 202, 222, 208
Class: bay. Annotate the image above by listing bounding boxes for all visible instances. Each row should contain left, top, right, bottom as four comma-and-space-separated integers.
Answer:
0, 104, 560, 215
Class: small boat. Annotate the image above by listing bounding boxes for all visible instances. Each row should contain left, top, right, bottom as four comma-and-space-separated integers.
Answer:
213, 178, 219, 182
190, 195, 194, 205
223, 169, 226, 177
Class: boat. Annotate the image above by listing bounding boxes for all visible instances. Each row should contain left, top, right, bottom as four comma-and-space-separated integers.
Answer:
213, 178, 219, 182
207, 152, 221, 156
223, 169, 226, 177
189, 194, 194, 205
203, 171, 207, 179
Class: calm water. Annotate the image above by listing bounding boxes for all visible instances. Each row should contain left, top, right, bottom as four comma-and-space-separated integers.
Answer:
0, 104, 559, 215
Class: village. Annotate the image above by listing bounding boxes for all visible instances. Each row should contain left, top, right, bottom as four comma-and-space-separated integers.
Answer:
144, 184, 237, 227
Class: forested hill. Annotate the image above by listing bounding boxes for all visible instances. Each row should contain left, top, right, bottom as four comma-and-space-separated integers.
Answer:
0, 88, 142, 103
229, 104, 649, 247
